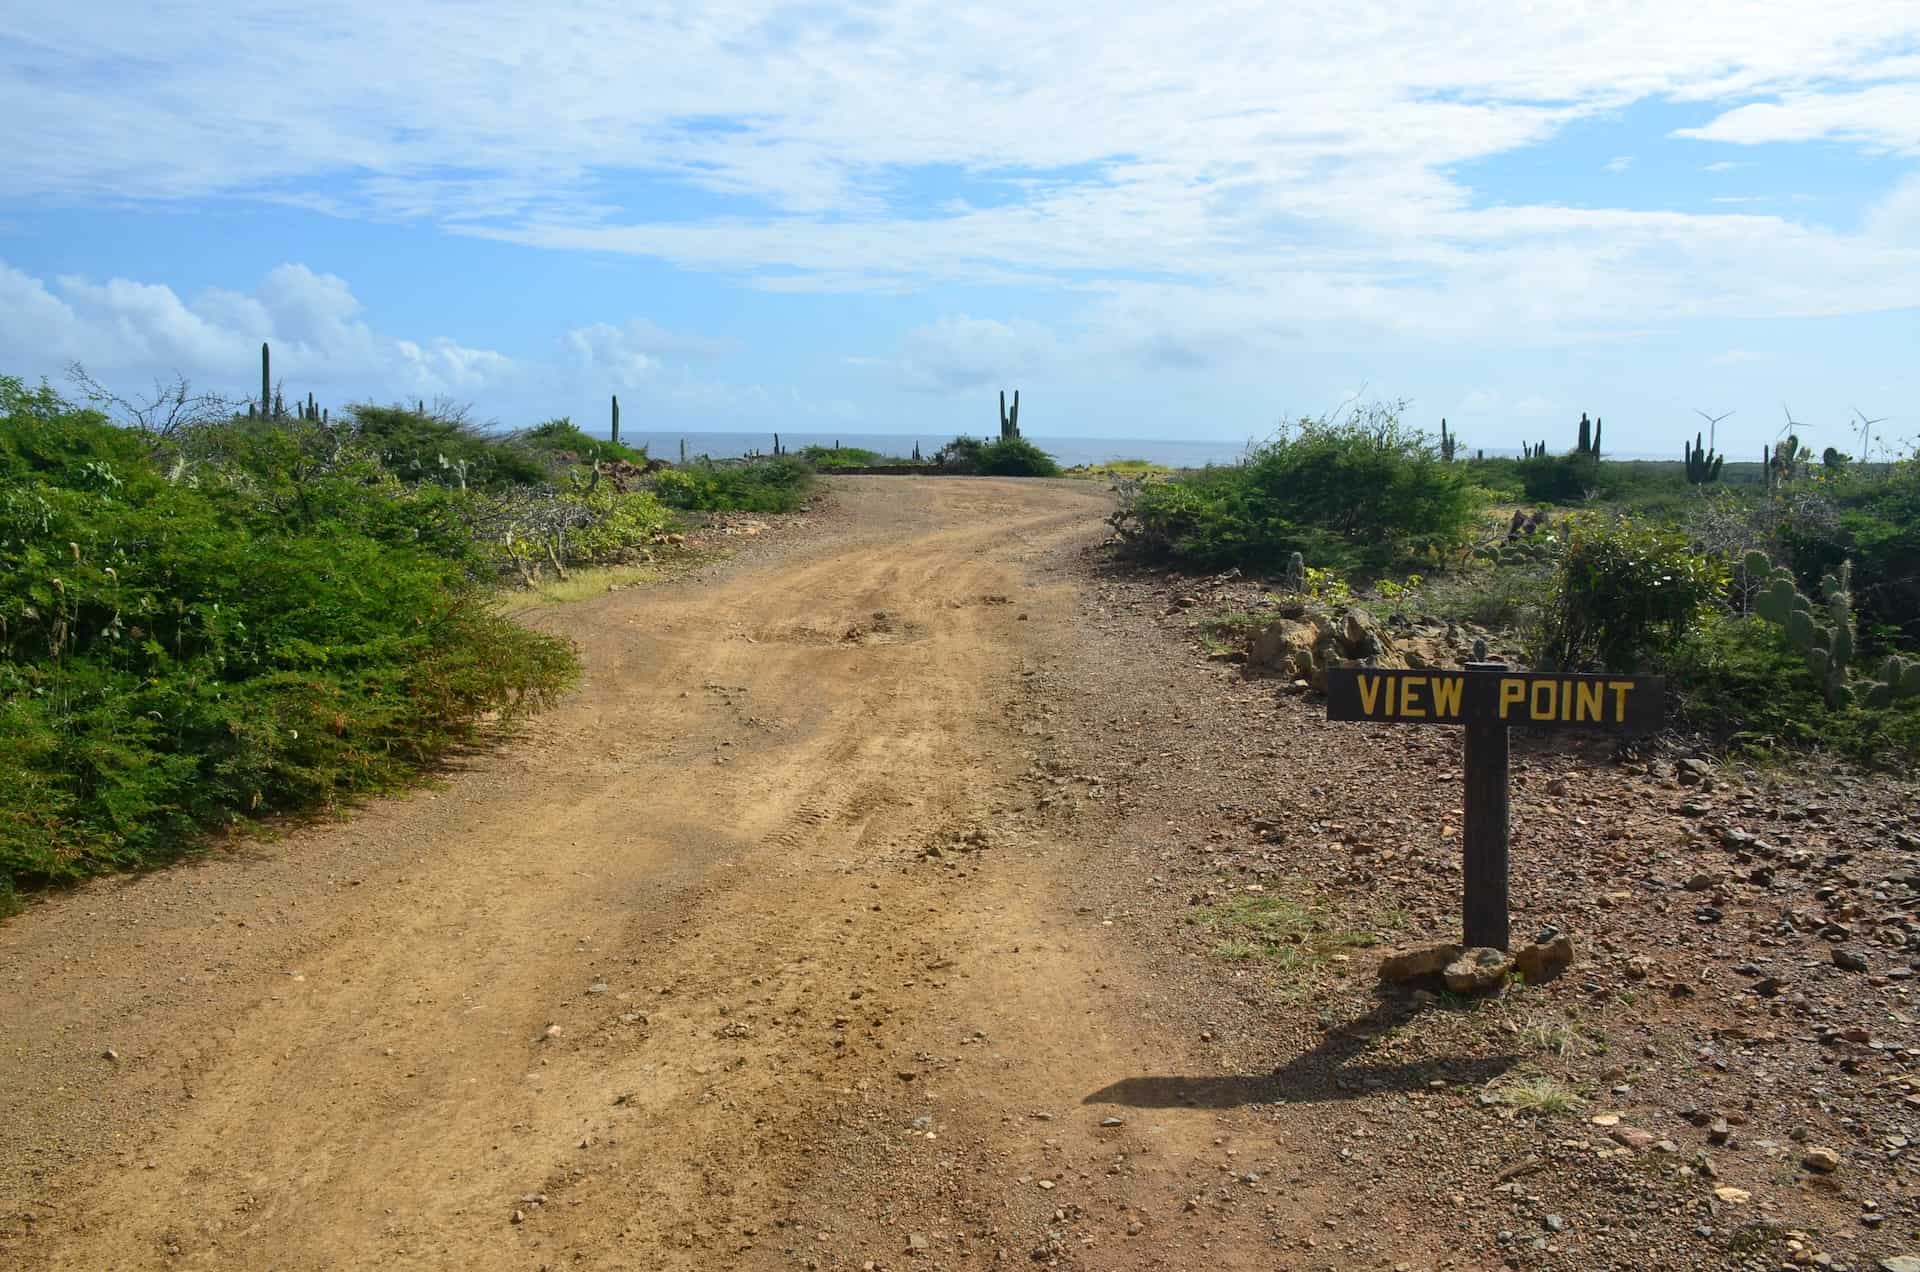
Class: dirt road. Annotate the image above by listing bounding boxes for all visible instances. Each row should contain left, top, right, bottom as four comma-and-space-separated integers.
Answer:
1, 478, 1264, 1270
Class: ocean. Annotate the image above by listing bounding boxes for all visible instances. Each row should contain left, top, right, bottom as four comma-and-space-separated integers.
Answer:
613, 431, 1673, 467
617, 431, 1260, 469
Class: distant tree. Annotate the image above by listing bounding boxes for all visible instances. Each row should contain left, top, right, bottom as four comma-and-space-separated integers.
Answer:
65, 361, 238, 439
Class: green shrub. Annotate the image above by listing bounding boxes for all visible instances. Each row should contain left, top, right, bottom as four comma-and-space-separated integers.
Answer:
1669, 613, 1920, 762
1533, 514, 1726, 672
1516, 452, 1610, 503
1112, 404, 1476, 575
649, 457, 813, 512
339, 403, 548, 489
0, 379, 578, 891
1776, 458, 1920, 655
801, 444, 890, 469
518, 417, 649, 466
976, 437, 1062, 476
935, 435, 1062, 477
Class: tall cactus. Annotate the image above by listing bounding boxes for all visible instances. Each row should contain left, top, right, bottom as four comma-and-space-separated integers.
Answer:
1685, 432, 1724, 484
1439, 417, 1455, 462
261, 342, 271, 417
1747, 552, 1856, 706
1575, 412, 1602, 458
999, 389, 1021, 441
611, 394, 621, 446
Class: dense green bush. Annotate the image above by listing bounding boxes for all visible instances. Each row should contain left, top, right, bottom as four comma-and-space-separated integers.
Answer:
935, 436, 1062, 477
1113, 405, 1476, 574
1775, 458, 1920, 655
1515, 452, 1612, 503
339, 403, 548, 489
0, 378, 579, 891
1669, 613, 1920, 762
1532, 514, 1726, 672
649, 457, 814, 512
518, 417, 649, 466
801, 444, 890, 469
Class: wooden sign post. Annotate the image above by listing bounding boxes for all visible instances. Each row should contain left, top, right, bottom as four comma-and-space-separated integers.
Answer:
1325, 662, 1663, 950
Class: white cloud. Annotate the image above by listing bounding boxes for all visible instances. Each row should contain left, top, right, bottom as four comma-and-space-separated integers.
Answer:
1605, 155, 1634, 173
4, 2, 1920, 350
0, 257, 514, 398
1676, 83, 1920, 153
892, 315, 1061, 393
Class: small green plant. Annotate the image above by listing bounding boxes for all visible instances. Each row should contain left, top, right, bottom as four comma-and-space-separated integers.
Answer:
1516, 1019, 1577, 1057
1489, 1074, 1582, 1116
1303, 566, 1353, 607
1375, 572, 1424, 620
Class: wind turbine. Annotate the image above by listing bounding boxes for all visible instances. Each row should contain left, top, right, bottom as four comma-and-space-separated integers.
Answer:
1851, 406, 1887, 460
1693, 408, 1733, 453
1777, 402, 1803, 441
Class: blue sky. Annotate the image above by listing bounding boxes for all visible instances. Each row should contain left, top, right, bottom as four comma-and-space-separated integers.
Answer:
3, 2, 1918, 459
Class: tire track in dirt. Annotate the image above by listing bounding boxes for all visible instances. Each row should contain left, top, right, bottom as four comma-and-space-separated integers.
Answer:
1, 478, 1277, 1271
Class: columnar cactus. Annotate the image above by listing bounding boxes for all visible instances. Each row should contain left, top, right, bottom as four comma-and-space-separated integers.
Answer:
1439, 417, 1455, 462
1282, 551, 1306, 593
1747, 552, 1856, 706
999, 389, 1021, 440
1685, 432, 1724, 484
611, 394, 620, 446
1575, 413, 1603, 458
261, 342, 271, 417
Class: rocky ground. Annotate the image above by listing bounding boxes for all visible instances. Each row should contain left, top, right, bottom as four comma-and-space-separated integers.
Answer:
1017, 548, 1920, 1271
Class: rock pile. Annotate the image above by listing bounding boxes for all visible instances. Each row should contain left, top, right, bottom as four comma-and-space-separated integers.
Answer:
1245, 603, 1480, 690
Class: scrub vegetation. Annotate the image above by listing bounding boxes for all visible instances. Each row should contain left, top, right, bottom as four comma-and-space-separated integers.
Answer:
1111, 401, 1920, 763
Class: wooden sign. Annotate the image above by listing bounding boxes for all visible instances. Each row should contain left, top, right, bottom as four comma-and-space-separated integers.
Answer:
1325, 668, 1663, 731
1326, 663, 1665, 953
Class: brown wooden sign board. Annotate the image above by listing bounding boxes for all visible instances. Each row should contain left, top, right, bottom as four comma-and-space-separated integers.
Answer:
1325, 663, 1665, 953
1325, 668, 1663, 732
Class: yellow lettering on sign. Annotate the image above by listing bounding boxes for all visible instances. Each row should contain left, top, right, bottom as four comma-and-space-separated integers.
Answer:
1609, 680, 1635, 722
1357, 674, 1382, 715
1401, 676, 1426, 717
1577, 680, 1604, 722
1530, 680, 1556, 720
1498, 678, 1526, 719
1432, 676, 1464, 718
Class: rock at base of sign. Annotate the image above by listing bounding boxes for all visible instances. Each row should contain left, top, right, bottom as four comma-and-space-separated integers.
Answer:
1444, 947, 1516, 994
1512, 933, 1576, 984
1378, 943, 1465, 984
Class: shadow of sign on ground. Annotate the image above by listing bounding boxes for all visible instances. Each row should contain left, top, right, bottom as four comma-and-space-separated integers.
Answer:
1082, 988, 1520, 1110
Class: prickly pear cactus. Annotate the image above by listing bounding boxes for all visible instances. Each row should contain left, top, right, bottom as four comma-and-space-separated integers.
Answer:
1745, 551, 1857, 707
1865, 655, 1920, 709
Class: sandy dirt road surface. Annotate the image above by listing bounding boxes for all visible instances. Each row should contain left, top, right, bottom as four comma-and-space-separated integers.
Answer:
2, 478, 1299, 1271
